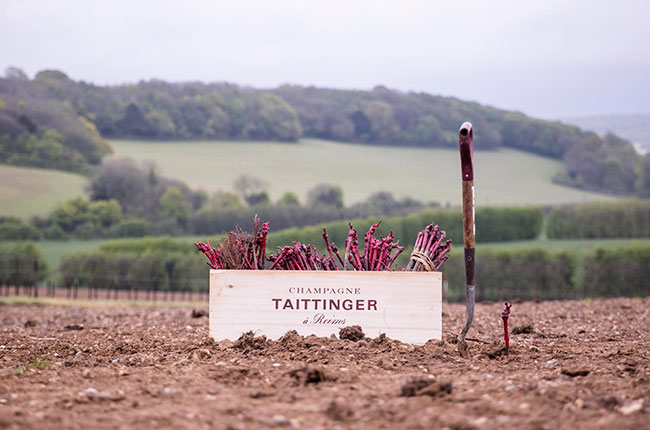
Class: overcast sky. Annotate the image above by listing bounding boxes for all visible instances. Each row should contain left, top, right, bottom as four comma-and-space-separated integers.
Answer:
1, 0, 648, 119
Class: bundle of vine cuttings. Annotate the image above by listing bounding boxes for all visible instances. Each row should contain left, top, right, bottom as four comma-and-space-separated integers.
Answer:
194, 216, 269, 270
269, 222, 405, 271
195, 217, 451, 272
406, 222, 451, 271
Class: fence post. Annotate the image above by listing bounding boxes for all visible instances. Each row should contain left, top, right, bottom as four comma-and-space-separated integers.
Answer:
74, 277, 79, 299
33, 257, 38, 298
14, 257, 20, 296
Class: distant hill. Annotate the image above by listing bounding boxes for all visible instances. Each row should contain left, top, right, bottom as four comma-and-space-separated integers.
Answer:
0, 67, 648, 197
561, 115, 650, 154
0, 69, 112, 173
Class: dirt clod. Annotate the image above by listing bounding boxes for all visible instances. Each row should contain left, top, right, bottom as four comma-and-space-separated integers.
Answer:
339, 325, 365, 342
234, 331, 267, 351
325, 400, 354, 421
190, 348, 211, 360
484, 345, 509, 359
64, 324, 84, 330
191, 309, 208, 318
400, 379, 452, 397
373, 333, 388, 344
418, 381, 452, 397
457, 340, 470, 358
286, 366, 336, 385
278, 330, 304, 350
561, 368, 590, 377
599, 395, 620, 410
512, 324, 534, 334
250, 391, 274, 399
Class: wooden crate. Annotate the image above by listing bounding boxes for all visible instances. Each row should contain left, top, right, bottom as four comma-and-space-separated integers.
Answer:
209, 270, 442, 344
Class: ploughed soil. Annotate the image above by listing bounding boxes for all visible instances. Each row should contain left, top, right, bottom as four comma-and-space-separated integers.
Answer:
1, 298, 648, 430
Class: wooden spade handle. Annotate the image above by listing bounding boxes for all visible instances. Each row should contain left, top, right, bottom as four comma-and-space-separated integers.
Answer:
458, 121, 475, 343
459, 121, 475, 281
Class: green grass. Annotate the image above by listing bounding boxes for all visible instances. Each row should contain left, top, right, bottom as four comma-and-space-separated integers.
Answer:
109, 138, 616, 206
0, 164, 87, 219
479, 237, 650, 256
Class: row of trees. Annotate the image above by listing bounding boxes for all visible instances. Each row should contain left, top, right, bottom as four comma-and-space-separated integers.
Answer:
2, 67, 648, 196
444, 245, 649, 302
267, 206, 544, 252
57, 237, 649, 301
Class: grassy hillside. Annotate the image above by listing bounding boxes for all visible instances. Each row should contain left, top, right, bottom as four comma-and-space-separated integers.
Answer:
0, 164, 86, 219
110, 138, 615, 206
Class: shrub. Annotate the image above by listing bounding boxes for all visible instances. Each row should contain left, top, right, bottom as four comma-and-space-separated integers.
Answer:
59, 250, 206, 293
50, 197, 123, 233
111, 218, 149, 238
0, 241, 48, 286
444, 248, 576, 302
0, 222, 40, 240
547, 200, 650, 239
476, 206, 543, 241
43, 224, 68, 240
582, 246, 650, 297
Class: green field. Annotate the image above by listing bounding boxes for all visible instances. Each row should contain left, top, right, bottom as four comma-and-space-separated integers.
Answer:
0, 164, 87, 219
480, 237, 650, 256
110, 139, 615, 206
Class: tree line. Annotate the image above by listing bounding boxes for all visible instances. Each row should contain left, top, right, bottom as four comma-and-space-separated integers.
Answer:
1, 67, 649, 196
51, 239, 650, 301
4, 236, 646, 301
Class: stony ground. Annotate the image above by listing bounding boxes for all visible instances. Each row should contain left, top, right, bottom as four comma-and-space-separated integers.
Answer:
0, 298, 648, 430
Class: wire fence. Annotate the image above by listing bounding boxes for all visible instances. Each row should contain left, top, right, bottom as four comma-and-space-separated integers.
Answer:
2, 256, 648, 303
0, 257, 209, 302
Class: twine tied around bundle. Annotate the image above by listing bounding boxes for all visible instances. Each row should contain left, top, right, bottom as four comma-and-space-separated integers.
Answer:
408, 250, 436, 272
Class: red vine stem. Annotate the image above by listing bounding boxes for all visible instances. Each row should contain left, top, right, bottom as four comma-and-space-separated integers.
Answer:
502, 302, 511, 349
